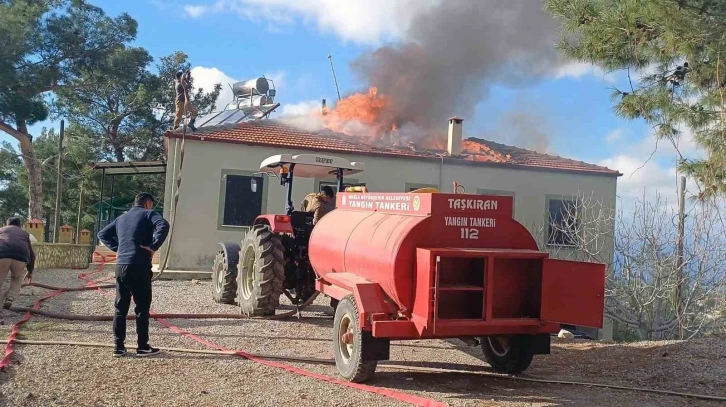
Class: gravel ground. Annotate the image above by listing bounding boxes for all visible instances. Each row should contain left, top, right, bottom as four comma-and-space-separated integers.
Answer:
1, 268, 725, 407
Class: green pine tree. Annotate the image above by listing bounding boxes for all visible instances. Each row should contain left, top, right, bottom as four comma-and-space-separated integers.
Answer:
545, 0, 726, 199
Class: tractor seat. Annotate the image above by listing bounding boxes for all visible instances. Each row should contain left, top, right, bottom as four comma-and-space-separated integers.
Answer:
289, 211, 314, 232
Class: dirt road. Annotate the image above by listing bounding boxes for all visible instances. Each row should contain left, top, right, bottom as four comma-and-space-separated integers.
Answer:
1, 268, 724, 406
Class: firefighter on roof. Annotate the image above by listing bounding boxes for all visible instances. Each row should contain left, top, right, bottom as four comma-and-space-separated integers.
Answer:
174, 69, 198, 131
300, 185, 334, 225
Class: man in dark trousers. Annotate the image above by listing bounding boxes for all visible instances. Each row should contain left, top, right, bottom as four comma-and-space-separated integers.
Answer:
98, 193, 169, 357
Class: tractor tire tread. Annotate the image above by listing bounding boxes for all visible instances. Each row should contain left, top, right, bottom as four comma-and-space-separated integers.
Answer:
212, 243, 239, 305
237, 225, 286, 316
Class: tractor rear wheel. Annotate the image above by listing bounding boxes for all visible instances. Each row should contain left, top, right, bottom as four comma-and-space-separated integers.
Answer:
333, 295, 377, 383
212, 242, 240, 304
237, 225, 285, 316
480, 335, 535, 374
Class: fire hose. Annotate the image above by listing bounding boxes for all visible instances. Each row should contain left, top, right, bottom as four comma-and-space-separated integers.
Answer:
5, 270, 726, 403
2, 338, 725, 402
149, 69, 191, 282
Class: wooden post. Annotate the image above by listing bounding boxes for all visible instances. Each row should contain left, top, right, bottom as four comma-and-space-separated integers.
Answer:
53, 120, 65, 243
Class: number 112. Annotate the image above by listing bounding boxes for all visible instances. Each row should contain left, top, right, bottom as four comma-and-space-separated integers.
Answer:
460, 228, 479, 240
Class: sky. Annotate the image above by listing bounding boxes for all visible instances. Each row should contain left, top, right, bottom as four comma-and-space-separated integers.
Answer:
1, 0, 706, 214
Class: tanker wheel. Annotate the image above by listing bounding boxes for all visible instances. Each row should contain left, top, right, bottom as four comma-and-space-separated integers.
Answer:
480, 335, 535, 374
236, 225, 285, 316
333, 295, 377, 383
212, 243, 240, 304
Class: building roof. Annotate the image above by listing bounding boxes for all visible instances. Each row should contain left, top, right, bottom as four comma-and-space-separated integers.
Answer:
164, 120, 621, 177
90, 160, 167, 175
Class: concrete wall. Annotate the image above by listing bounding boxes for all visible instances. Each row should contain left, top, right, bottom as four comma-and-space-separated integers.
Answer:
32, 243, 92, 270
162, 138, 618, 272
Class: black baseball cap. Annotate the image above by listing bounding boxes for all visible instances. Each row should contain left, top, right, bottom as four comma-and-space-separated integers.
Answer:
135, 192, 156, 206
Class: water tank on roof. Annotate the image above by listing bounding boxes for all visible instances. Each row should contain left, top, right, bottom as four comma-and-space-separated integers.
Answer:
232, 77, 270, 97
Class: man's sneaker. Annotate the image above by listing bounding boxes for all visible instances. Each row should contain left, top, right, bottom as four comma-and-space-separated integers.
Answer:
113, 347, 128, 357
136, 346, 161, 357
3, 297, 13, 309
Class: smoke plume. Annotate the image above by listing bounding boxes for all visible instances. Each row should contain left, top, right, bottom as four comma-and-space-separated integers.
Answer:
349, 0, 566, 139
490, 110, 553, 154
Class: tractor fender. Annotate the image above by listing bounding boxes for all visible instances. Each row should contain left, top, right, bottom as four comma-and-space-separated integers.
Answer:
253, 214, 293, 234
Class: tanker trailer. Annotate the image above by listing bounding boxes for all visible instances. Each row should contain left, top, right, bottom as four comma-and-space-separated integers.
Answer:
309, 191, 606, 383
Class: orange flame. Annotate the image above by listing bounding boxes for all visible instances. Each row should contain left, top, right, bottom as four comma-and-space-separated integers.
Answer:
319, 87, 395, 141
313, 87, 510, 163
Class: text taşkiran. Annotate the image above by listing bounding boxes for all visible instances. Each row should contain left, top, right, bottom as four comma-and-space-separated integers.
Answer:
447, 198, 498, 211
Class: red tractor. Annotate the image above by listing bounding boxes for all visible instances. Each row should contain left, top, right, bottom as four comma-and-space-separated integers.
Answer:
211, 154, 365, 316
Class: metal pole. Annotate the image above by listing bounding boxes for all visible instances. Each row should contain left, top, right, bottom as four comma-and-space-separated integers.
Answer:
94, 168, 106, 249
108, 175, 116, 223
53, 120, 65, 243
75, 183, 84, 244
675, 175, 686, 338
327, 54, 342, 101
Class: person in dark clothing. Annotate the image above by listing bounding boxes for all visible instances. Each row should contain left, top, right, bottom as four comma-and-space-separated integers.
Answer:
98, 192, 170, 357
0, 217, 35, 309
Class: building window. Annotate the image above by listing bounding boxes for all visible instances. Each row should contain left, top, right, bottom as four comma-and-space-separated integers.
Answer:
477, 189, 514, 197
221, 174, 264, 226
477, 189, 515, 215
319, 181, 366, 194
547, 198, 578, 246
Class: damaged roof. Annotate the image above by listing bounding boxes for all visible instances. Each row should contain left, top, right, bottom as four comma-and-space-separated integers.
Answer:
163, 120, 621, 177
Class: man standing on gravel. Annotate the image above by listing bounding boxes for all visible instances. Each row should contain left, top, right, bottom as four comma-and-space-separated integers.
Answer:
0, 217, 35, 309
98, 192, 169, 358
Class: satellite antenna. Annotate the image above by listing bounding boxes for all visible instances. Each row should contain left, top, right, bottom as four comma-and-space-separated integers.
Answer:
328, 54, 341, 101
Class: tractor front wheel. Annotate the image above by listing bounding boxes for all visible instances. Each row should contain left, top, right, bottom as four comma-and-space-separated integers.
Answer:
480, 335, 535, 374
333, 295, 377, 383
212, 242, 240, 304
236, 225, 285, 316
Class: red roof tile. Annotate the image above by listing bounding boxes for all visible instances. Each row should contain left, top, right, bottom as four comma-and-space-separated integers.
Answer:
164, 120, 621, 176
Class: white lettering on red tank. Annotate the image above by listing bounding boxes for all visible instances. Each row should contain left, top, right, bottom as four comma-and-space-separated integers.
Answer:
376, 201, 410, 211
445, 217, 468, 226
469, 217, 496, 227
448, 198, 498, 211
350, 200, 374, 209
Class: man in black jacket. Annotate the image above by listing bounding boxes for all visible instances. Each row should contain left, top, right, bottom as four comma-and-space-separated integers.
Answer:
98, 192, 170, 357
0, 217, 35, 309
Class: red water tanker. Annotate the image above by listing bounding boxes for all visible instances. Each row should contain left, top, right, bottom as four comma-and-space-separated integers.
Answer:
309, 191, 606, 383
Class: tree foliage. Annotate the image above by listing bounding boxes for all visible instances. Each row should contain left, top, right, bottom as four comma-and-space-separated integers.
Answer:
0, 0, 138, 218
545, 0, 726, 200
53, 49, 221, 163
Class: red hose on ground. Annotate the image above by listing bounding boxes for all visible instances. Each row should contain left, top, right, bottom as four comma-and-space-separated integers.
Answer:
0, 254, 109, 370
4, 252, 447, 406
154, 317, 448, 407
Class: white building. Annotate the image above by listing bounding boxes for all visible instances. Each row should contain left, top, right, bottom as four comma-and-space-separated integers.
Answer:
161, 115, 621, 338
161, 116, 621, 268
